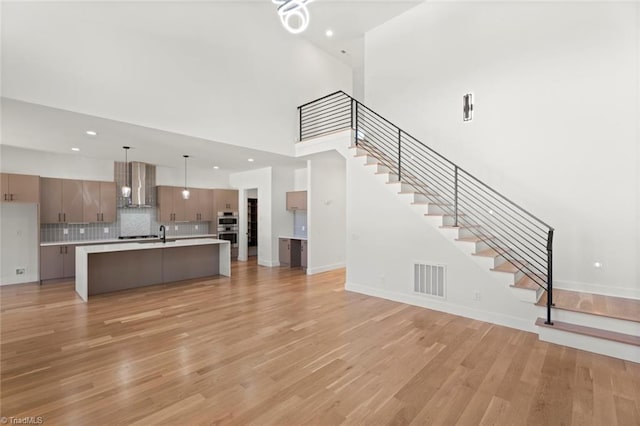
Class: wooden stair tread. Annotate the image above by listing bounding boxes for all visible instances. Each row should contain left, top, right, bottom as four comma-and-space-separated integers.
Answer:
455, 235, 494, 243
473, 247, 508, 258
535, 318, 640, 346
491, 261, 526, 274
513, 275, 544, 291
537, 289, 640, 324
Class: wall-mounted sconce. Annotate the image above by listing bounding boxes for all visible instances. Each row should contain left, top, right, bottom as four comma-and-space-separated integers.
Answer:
463, 93, 473, 122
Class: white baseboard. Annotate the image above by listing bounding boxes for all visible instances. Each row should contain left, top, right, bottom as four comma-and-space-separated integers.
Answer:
258, 259, 280, 267
0, 275, 39, 286
307, 262, 346, 275
345, 282, 534, 333
555, 279, 640, 300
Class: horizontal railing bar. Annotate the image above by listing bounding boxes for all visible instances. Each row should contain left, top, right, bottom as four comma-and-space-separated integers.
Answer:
302, 115, 351, 132
458, 169, 553, 231
456, 202, 548, 265
358, 128, 399, 153
302, 106, 350, 124
301, 98, 350, 117
402, 163, 455, 198
401, 137, 456, 170
302, 111, 351, 128
401, 145, 456, 180
458, 185, 549, 242
298, 90, 348, 109
459, 174, 549, 234
358, 114, 400, 142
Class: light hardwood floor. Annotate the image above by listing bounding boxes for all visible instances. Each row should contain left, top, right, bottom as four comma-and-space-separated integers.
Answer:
1, 260, 639, 425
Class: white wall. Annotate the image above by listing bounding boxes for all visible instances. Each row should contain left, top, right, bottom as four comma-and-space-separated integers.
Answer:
0, 203, 38, 285
1, 145, 230, 188
2, 2, 352, 156
307, 151, 346, 274
293, 168, 308, 191
365, 2, 640, 296
345, 151, 538, 330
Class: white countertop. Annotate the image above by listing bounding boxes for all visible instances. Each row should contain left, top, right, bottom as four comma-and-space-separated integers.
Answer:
279, 236, 308, 241
76, 238, 229, 255
41, 234, 217, 247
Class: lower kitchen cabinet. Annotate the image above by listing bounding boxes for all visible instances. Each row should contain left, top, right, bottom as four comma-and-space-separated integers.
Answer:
40, 245, 76, 281
301, 240, 307, 270
279, 238, 302, 268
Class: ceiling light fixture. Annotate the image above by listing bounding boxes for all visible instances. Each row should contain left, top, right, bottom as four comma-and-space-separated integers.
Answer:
213, 166, 220, 170
272, 0, 313, 34
248, 158, 255, 162
71, 147, 80, 152
182, 155, 190, 200
121, 146, 132, 199
85, 130, 98, 136
325, 29, 333, 37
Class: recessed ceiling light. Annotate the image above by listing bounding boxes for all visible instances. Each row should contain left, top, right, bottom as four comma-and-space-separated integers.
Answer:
325, 29, 334, 37
248, 158, 254, 162
85, 130, 97, 136
71, 147, 80, 152
213, 166, 219, 170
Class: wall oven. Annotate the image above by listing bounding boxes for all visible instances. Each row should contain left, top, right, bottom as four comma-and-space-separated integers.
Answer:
218, 231, 238, 247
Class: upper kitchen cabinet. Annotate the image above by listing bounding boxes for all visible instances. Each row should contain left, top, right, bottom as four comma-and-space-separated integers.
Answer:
186, 188, 213, 222
286, 191, 307, 211
213, 189, 238, 213
1, 173, 40, 203
82, 181, 116, 223
40, 178, 84, 223
157, 186, 188, 222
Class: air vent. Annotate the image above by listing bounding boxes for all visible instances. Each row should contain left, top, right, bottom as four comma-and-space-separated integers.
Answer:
414, 263, 446, 298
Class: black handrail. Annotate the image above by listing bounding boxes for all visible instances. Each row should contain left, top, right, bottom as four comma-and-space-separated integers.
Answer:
297, 90, 555, 325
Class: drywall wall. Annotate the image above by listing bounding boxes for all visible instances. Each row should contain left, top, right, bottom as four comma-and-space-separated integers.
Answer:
1, 145, 230, 188
230, 167, 274, 266
2, 2, 352, 156
272, 167, 296, 260
294, 168, 308, 191
0, 203, 38, 285
307, 151, 346, 274
365, 2, 640, 296
345, 151, 538, 331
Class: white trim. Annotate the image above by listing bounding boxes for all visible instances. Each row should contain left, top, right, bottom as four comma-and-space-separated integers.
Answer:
259, 259, 280, 267
307, 262, 346, 275
555, 279, 640, 300
345, 281, 534, 332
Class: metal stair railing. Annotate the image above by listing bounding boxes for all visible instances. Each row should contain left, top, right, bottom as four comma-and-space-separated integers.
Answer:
298, 90, 556, 325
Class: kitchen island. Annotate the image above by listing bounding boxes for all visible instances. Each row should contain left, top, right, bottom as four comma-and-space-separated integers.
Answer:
75, 238, 230, 301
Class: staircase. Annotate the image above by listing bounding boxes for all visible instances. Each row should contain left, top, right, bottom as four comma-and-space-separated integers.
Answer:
297, 91, 640, 363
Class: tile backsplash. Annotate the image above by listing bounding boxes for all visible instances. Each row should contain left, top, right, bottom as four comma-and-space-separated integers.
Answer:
41, 207, 211, 243
293, 211, 308, 238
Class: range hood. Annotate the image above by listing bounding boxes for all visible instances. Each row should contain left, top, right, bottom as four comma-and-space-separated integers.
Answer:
115, 161, 156, 208
130, 161, 151, 207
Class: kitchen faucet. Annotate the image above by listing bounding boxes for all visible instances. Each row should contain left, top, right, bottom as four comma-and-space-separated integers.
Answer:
159, 225, 166, 243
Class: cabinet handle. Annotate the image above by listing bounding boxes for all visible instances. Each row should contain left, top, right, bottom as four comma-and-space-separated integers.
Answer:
63, 213, 66, 222
9, 194, 14, 201
59, 246, 63, 254
101, 213, 104, 222
97, 213, 100, 222
58, 213, 62, 222
65, 246, 68, 254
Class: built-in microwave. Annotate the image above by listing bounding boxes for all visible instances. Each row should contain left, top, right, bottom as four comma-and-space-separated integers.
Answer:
217, 215, 238, 226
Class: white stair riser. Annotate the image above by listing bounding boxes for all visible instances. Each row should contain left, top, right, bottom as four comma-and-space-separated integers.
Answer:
537, 327, 640, 363
538, 307, 640, 336
509, 286, 541, 304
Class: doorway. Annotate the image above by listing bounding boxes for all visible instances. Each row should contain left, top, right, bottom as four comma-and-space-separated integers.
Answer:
246, 189, 258, 258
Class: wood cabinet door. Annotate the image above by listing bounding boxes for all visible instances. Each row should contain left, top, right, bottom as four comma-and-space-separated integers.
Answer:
40, 178, 63, 223
83, 180, 101, 223
8, 173, 40, 203
286, 191, 307, 211
228, 189, 239, 212
62, 179, 84, 223
279, 238, 291, 266
62, 245, 76, 278
184, 188, 200, 222
0, 173, 9, 202
199, 189, 214, 221
301, 240, 308, 269
40, 246, 63, 280
157, 186, 174, 222
172, 187, 187, 221
100, 182, 116, 223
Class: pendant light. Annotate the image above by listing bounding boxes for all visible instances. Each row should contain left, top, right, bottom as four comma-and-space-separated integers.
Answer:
182, 155, 190, 200
121, 146, 132, 198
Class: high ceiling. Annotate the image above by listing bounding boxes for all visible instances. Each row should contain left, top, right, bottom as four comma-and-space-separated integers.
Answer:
0, 1, 422, 172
